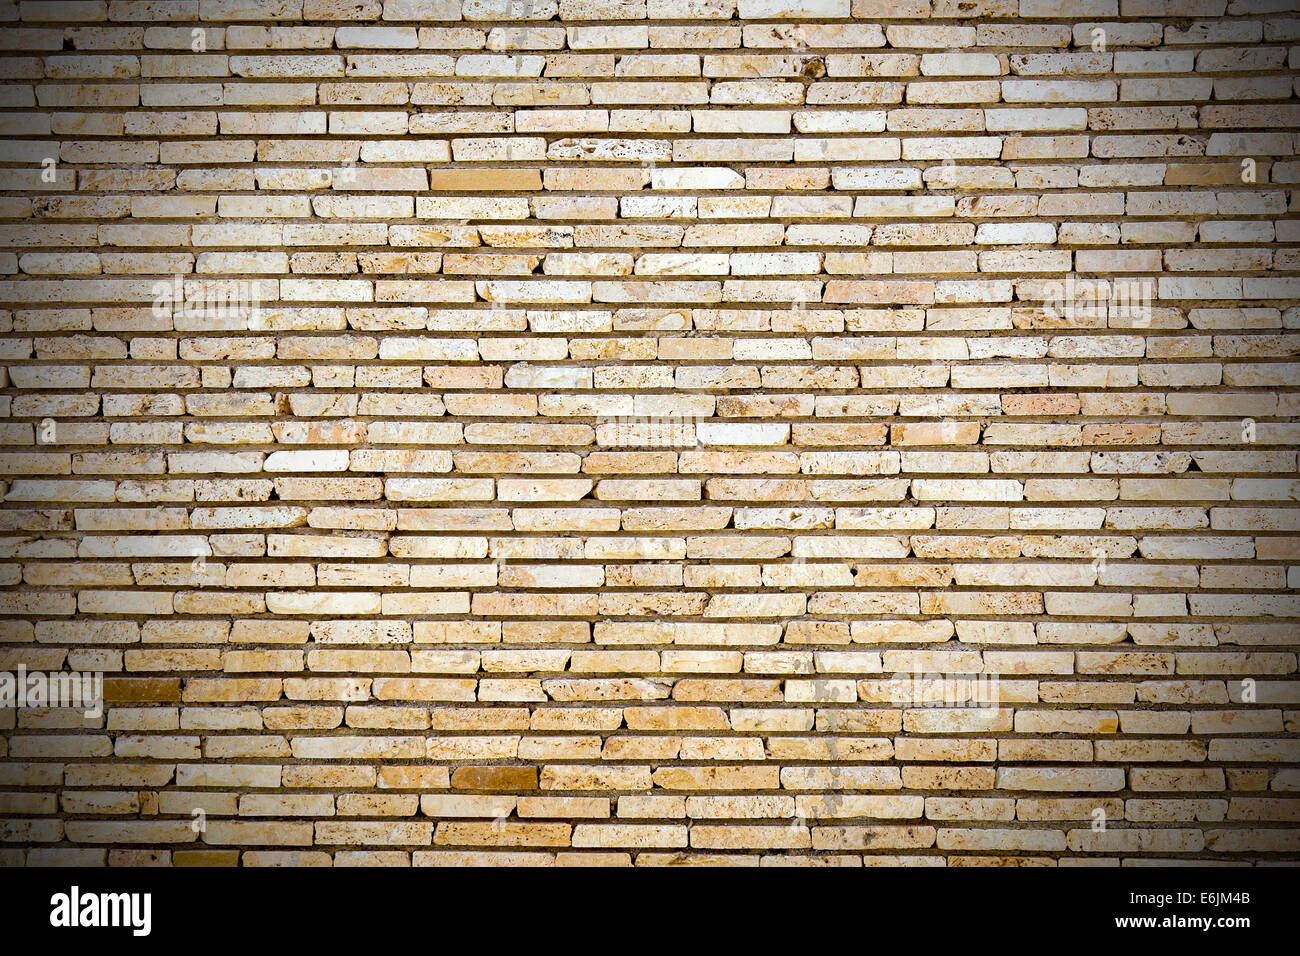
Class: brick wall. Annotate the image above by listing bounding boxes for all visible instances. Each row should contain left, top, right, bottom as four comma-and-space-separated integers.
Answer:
0, 0, 1298, 867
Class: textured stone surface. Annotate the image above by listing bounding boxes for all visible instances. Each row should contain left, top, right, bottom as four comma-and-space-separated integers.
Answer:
0, 0, 1297, 867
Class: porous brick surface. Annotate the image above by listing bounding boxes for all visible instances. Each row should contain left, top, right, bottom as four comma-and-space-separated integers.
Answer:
0, 0, 1298, 867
